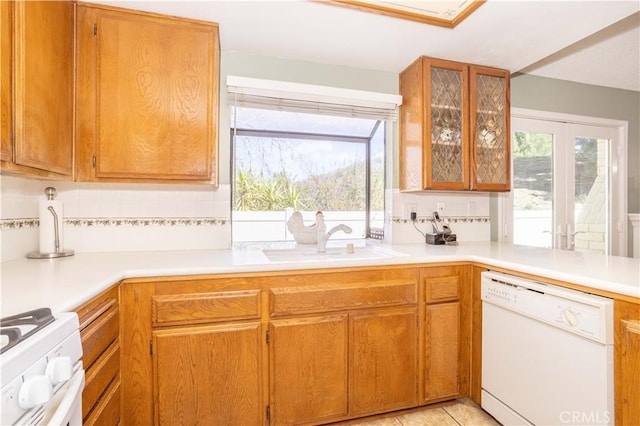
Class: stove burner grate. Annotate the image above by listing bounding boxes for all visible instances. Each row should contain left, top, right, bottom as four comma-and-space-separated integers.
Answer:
0, 308, 55, 354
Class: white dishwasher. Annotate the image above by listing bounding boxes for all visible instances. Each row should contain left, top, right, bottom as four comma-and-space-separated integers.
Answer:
481, 271, 614, 426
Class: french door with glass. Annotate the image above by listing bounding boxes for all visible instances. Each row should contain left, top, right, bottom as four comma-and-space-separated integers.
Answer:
506, 114, 625, 256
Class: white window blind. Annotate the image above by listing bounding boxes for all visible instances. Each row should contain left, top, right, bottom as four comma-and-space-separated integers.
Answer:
227, 76, 402, 121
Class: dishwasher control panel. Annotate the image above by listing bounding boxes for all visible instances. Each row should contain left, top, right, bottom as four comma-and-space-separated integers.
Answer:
481, 271, 613, 344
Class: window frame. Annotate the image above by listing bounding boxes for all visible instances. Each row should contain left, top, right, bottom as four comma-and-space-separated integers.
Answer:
230, 108, 386, 243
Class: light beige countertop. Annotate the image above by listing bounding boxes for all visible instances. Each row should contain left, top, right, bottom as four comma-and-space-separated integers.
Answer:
1, 242, 639, 317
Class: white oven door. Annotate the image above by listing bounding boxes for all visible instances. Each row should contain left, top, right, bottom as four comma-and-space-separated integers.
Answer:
39, 365, 84, 426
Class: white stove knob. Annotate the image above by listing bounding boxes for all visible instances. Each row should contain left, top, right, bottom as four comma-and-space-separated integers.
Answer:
18, 375, 53, 409
46, 356, 73, 385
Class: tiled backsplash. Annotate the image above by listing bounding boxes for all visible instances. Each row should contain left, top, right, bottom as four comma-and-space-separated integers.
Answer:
1, 176, 231, 260
387, 189, 491, 244
1, 176, 491, 261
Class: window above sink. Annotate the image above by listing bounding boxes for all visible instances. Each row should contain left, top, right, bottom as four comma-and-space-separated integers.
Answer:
230, 106, 386, 244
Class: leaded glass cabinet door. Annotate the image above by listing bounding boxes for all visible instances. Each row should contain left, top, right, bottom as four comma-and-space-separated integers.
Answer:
424, 59, 469, 190
470, 66, 510, 191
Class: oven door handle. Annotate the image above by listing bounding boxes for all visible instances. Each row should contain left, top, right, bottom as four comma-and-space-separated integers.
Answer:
42, 366, 85, 426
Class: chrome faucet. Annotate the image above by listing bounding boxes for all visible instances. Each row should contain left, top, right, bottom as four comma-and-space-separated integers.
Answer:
317, 224, 353, 253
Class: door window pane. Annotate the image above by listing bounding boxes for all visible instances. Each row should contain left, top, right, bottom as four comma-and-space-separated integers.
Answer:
512, 131, 553, 248
509, 115, 623, 256
574, 137, 610, 254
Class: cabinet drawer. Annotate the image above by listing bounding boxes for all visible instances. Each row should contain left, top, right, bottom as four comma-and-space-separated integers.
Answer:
152, 289, 261, 326
81, 307, 119, 369
78, 294, 118, 331
425, 276, 459, 303
84, 377, 120, 426
270, 280, 417, 316
83, 342, 120, 419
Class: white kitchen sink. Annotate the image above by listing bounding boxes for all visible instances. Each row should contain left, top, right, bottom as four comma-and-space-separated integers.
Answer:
262, 245, 408, 263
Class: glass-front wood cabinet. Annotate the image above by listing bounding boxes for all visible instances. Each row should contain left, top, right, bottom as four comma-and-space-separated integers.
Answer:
400, 56, 510, 192
470, 66, 510, 191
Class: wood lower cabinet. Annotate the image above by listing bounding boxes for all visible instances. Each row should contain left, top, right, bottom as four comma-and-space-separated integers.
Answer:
267, 268, 419, 425
349, 307, 417, 415
74, 284, 120, 425
269, 306, 418, 425
76, 4, 220, 183
425, 302, 459, 401
121, 277, 264, 426
120, 267, 425, 426
423, 265, 470, 403
1, 0, 74, 178
153, 322, 263, 425
269, 315, 348, 425
614, 300, 640, 425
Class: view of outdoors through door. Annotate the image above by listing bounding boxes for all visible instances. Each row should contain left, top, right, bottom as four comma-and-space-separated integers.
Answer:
511, 117, 617, 255
512, 129, 553, 248
573, 130, 610, 254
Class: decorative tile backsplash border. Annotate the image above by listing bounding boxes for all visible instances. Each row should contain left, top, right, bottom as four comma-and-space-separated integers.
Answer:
3, 216, 486, 230
0, 218, 40, 230
66, 218, 229, 227
0, 217, 229, 230
391, 216, 490, 224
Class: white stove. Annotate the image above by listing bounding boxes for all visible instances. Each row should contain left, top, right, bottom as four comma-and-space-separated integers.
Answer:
1, 308, 84, 425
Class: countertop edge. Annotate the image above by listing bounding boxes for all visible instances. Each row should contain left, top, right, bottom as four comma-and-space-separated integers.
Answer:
3, 243, 639, 317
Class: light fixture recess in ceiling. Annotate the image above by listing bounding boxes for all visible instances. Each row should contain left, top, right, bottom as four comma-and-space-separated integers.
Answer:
312, 0, 486, 28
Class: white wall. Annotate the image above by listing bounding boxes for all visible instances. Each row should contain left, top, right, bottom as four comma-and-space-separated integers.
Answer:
0, 51, 492, 261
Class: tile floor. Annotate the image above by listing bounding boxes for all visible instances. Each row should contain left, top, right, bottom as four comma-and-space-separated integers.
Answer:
330, 399, 500, 426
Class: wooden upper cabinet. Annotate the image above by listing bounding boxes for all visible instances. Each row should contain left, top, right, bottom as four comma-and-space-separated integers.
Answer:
399, 56, 510, 192
2, 0, 74, 178
470, 66, 510, 191
1, 1, 12, 163
400, 57, 470, 191
76, 4, 219, 183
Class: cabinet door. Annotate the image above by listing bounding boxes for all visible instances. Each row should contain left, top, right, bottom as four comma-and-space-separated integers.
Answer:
12, 0, 73, 175
425, 302, 460, 401
83, 7, 218, 181
269, 315, 348, 425
424, 58, 470, 190
1, 1, 11, 163
349, 307, 418, 415
153, 322, 263, 426
620, 319, 640, 424
615, 300, 640, 425
470, 66, 510, 191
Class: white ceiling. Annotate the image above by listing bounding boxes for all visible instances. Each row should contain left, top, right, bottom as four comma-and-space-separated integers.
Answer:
93, 0, 640, 91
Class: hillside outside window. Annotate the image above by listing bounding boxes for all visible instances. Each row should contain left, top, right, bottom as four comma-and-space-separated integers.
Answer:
231, 107, 385, 243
